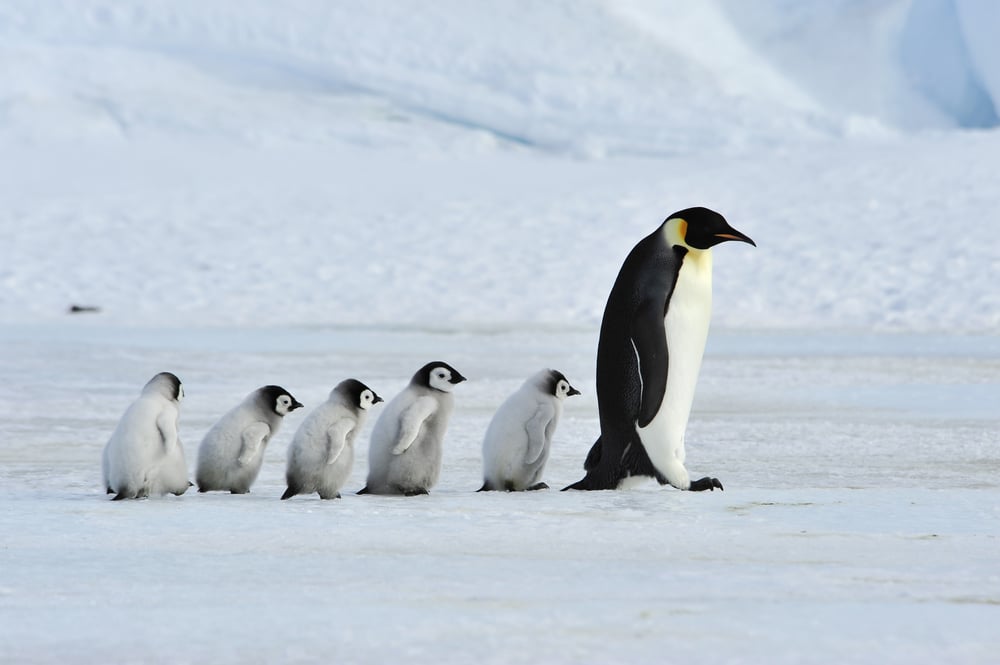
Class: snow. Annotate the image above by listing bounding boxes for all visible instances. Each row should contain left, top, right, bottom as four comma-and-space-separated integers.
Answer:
1, 1, 999, 663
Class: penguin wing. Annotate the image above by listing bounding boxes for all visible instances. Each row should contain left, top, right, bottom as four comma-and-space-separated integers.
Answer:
632, 299, 669, 428
155, 409, 179, 453
392, 396, 438, 455
237, 422, 271, 466
325, 419, 355, 466
524, 402, 556, 465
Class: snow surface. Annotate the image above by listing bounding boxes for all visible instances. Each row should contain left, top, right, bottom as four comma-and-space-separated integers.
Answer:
1, 1, 999, 663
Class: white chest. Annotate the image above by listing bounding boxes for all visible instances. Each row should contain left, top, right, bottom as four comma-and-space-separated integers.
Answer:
637, 249, 713, 481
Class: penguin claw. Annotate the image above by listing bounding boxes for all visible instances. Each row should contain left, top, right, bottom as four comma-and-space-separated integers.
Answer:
689, 477, 724, 492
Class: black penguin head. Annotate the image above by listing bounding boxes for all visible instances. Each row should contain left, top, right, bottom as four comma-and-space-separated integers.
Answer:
258, 385, 304, 417
542, 369, 581, 400
335, 378, 383, 411
663, 207, 756, 250
144, 372, 184, 402
413, 361, 466, 393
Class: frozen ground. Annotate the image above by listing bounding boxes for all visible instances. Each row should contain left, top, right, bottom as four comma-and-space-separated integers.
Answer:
1, 325, 998, 664
1, 1, 999, 663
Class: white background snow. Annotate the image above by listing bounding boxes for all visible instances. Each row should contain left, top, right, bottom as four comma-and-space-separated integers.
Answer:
1, 1, 998, 663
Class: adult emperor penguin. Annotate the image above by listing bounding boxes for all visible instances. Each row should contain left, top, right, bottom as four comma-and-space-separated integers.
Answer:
102, 372, 190, 500
358, 361, 466, 496
196, 385, 303, 494
479, 369, 580, 491
565, 207, 754, 491
281, 379, 382, 500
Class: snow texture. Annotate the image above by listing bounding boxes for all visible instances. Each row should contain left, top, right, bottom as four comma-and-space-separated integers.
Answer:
1, 1, 999, 663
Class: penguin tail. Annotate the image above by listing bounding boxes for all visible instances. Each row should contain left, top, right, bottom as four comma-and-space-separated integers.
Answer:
563, 433, 666, 490
562, 437, 608, 491
477, 481, 493, 492
356, 486, 370, 495
583, 437, 603, 471
280, 486, 297, 501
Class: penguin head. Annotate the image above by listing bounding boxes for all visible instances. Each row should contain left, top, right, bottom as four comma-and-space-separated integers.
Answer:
414, 361, 467, 393
540, 369, 581, 400
144, 372, 184, 402
335, 378, 383, 411
663, 207, 755, 251
258, 385, 304, 417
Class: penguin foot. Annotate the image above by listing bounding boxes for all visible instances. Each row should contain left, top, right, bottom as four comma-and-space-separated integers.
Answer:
527, 482, 549, 491
476, 482, 494, 492
403, 488, 429, 496
689, 477, 724, 492
318, 492, 341, 500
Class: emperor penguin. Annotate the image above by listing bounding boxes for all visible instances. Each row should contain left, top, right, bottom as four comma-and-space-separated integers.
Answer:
281, 379, 383, 500
358, 361, 466, 496
102, 372, 190, 500
479, 369, 580, 491
196, 385, 303, 494
565, 207, 754, 491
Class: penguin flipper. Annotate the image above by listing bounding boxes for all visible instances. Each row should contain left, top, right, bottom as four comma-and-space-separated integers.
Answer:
524, 403, 556, 466
562, 437, 607, 490
631, 300, 669, 428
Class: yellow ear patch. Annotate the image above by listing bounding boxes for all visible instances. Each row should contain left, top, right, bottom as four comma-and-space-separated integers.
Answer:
663, 217, 689, 247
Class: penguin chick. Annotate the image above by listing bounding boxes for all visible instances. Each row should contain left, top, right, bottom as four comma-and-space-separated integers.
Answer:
359, 362, 466, 496
479, 369, 580, 491
196, 385, 303, 494
281, 379, 382, 500
102, 372, 190, 500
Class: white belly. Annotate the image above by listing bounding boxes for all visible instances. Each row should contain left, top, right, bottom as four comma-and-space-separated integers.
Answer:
637, 249, 712, 488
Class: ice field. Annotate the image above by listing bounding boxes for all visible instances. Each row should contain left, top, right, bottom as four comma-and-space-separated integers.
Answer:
2, 1, 999, 663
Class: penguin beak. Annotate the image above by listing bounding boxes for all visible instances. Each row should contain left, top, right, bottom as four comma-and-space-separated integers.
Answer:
291, 399, 304, 411
714, 227, 756, 247
568, 386, 581, 397
450, 372, 467, 384
373, 394, 384, 404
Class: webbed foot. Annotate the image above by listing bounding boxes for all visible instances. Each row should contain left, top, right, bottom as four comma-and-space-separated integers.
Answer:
689, 477, 724, 492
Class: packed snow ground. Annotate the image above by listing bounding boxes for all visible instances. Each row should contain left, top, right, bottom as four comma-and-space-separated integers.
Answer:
1, 325, 998, 664
1, 1, 999, 663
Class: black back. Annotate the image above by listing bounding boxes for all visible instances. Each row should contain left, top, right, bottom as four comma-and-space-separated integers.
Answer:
566, 223, 684, 489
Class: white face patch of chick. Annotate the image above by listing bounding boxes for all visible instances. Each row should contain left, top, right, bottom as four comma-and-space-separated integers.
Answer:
429, 368, 456, 393
555, 379, 572, 400
359, 389, 376, 410
275, 394, 294, 416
